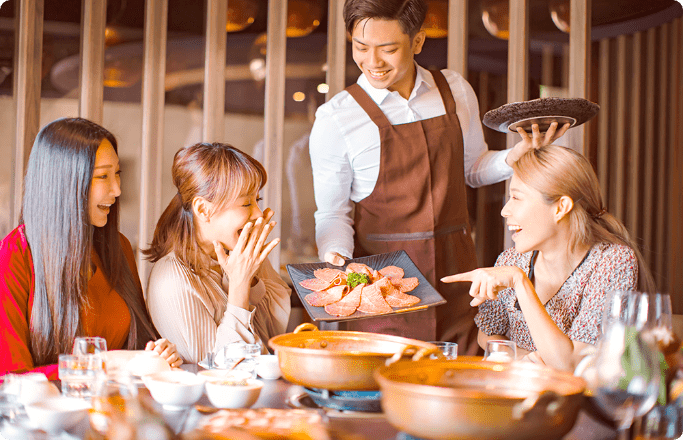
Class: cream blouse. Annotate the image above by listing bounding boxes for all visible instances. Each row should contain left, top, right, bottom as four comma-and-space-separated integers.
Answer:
146, 252, 291, 363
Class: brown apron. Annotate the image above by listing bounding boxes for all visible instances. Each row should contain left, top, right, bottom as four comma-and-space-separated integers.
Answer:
341, 70, 480, 354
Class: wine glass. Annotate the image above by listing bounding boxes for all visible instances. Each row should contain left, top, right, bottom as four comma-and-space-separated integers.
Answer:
589, 291, 661, 440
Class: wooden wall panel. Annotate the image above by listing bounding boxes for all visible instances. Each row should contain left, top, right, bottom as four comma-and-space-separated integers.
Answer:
613, 35, 627, 222
673, 17, 683, 307
11, 0, 43, 226
326, 0, 346, 99
202, 0, 227, 141
627, 32, 642, 236
138, 0, 168, 282
655, 23, 669, 290
262, 0, 288, 270
642, 28, 656, 271
597, 38, 609, 206
568, 0, 591, 153
668, 18, 681, 304
447, 0, 468, 78
79, 0, 106, 123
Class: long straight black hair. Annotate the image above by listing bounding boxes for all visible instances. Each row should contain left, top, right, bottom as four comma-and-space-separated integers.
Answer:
22, 117, 158, 365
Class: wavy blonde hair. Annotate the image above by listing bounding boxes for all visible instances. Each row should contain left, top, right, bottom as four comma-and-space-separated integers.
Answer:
512, 145, 655, 292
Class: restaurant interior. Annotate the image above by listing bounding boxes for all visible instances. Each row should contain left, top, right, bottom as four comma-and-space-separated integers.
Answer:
0, 0, 682, 438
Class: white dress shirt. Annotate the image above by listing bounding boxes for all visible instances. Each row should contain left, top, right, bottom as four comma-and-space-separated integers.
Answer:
309, 64, 513, 261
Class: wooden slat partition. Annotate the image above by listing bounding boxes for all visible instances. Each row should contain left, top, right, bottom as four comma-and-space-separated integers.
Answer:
447, 0, 468, 78
11, 0, 44, 226
326, 0, 346, 99
138, 0, 168, 282
597, 39, 609, 206
627, 32, 642, 236
642, 28, 656, 270
202, 0, 227, 141
541, 45, 553, 86
613, 34, 627, 222
673, 17, 683, 306
655, 23, 669, 289
504, 0, 528, 249
568, 0, 591, 154
79, 0, 106, 123
667, 18, 680, 298
262, 0, 288, 270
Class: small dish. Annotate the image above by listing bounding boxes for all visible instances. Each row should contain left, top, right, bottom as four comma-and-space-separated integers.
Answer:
198, 369, 252, 384
24, 396, 91, 433
205, 379, 263, 409
255, 355, 281, 380
142, 371, 205, 410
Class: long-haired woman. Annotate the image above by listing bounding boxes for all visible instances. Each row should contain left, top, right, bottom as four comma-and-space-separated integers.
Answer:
443, 144, 654, 372
0, 118, 181, 378
144, 142, 290, 364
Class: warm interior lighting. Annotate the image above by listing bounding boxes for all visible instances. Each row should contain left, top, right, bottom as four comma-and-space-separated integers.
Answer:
287, 0, 323, 38
104, 26, 123, 46
104, 66, 139, 88
293, 91, 306, 101
549, 0, 570, 33
481, 0, 509, 40
423, 0, 448, 39
317, 83, 330, 94
226, 0, 259, 32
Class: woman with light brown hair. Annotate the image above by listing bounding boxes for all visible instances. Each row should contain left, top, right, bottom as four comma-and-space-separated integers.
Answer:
443, 144, 654, 372
144, 142, 290, 364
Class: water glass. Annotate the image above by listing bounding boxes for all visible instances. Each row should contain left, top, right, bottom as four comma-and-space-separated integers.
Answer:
483, 340, 517, 362
223, 342, 261, 378
89, 372, 138, 435
58, 354, 104, 399
428, 341, 458, 360
0, 374, 22, 423
72, 337, 107, 356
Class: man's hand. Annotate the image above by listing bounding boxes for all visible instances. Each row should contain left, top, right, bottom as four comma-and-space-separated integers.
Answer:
324, 251, 348, 266
505, 122, 571, 166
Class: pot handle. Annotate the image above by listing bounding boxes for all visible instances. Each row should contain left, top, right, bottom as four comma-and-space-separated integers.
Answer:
293, 323, 319, 334
386, 346, 443, 366
511, 390, 565, 420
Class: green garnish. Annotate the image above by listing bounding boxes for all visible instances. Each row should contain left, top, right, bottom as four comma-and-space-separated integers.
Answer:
346, 272, 369, 289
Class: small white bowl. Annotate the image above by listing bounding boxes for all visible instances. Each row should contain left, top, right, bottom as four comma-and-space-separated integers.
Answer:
198, 369, 252, 384
124, 351, 171, 377
205, 379, 263, 409
255, 355, 281, 380
24, 396, 90, 433
142, 371, 205, 410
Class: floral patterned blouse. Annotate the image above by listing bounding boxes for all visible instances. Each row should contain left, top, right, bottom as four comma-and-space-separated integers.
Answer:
474, 242, 638, 352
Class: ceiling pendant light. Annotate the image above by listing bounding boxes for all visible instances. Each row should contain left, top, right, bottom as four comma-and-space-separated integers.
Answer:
423, 0, 449, 39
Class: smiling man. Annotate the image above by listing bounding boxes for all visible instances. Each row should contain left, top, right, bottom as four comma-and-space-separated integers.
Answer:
308, 0, 566, 351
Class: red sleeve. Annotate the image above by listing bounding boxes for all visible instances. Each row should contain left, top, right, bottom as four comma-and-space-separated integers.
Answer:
0, 226, 58, 379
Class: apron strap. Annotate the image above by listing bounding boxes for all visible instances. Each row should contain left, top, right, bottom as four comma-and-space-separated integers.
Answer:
430, 69, 457, 115
346, 83, 392, 129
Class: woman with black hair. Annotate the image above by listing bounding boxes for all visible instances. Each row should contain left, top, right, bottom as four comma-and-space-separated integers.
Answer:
0, 117, 180, 378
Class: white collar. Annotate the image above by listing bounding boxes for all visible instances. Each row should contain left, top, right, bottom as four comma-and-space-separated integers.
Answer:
356, 63, 435, 105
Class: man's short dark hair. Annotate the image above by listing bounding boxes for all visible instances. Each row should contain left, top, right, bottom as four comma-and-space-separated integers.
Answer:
343, 0, 427, 37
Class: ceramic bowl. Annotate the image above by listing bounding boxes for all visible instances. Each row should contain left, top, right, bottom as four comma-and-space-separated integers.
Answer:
205, 379, 263, 409
142, 371, 205, 410
124, 351, 171, 377
24, 396, 91, 433
197, 369, 252, 384
255, 355, 281, 380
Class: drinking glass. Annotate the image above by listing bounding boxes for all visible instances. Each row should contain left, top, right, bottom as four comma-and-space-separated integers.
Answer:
89, 372, 138, 435
72, 336, 107, 355
428, 341, 458, 360
223, 342, 262, 378
58, 354, 104, 398
483, 340, 517, 362
589, 290, 661, 440
0, 374, 22, 424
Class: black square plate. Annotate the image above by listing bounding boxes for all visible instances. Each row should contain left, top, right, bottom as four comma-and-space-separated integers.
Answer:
286, 250, 446, 322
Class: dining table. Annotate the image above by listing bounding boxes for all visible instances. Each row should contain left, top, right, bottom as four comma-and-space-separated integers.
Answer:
0, 362, 620, 440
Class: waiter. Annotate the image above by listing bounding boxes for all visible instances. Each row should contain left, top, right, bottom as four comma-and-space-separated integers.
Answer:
309, 0, 567, 353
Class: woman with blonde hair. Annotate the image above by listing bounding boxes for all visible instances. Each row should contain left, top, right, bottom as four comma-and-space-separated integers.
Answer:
144, 143, 291, 364
443, 144, 653, 372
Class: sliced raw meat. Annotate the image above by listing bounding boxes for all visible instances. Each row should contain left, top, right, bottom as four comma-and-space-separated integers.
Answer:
385, 290, 421, 308
392, 277, 419, 293
372, 276, 393, 294
357, 283, 393, 314
346, 263, 373, 277
304, 285, 347, 307
379, 265, 404, 280
299, 278, 331, 291
331, 272, 347, 286
313, 268, 345, 283
369, 269, 382, 283
325, 284, 363, 317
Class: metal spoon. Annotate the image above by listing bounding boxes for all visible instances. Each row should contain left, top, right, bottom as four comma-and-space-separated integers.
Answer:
228, 357, 246, 371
